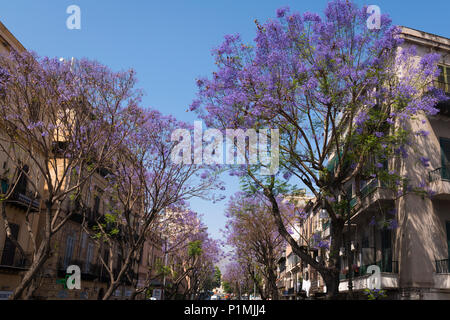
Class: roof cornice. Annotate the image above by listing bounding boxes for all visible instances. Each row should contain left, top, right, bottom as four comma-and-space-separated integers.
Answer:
0, 20, 26, 52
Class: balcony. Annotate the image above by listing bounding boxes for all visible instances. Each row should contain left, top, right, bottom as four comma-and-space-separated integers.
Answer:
1, 180, 40, 212
429, 166, 450, 182
428, 166, 450, 198
0, 249, 32, 270
57, 259, 111, 283
349, 179, 380, 209
68, 208, 97, 227
435, 259, 449, 274
339, 261, 399, 292
433, 259, 450, 290
349, 179, 395, 219
276, 271, 286, 289
343, 260, 398, 277
339, 260, 399, 290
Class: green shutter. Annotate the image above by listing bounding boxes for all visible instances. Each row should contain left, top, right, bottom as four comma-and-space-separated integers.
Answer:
446, 221, 450, 263
439, 138, 450, 180
446, 67, 450, 93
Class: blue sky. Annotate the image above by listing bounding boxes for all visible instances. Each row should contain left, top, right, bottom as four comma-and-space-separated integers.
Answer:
1, 0, 449, 244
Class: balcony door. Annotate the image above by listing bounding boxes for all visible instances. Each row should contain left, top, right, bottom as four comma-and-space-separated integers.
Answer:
1, 223, 19, 266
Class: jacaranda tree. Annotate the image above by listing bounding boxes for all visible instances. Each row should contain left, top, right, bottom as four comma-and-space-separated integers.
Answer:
82, 109, 223, 300
192, 1, 445, 297
224, 192, 290, 300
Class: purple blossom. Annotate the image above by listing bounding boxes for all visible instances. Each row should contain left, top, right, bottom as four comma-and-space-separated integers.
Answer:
416, 130, 430, 137
419, 157, 430, 167
283, 171, 293, 180
355, 111, 368, 127
200, 172, 209, 180
387, 219, 398, 230
387, 208, 396, 216
276, 6, 290, 18
317, 240, 330, 249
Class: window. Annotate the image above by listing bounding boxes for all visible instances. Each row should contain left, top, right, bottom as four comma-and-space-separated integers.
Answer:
103, 249, 109, 266
93, 195, 100, 218
85, 242, 94, 273
81, 232, 87, 250
437, 65, 450, 94
63, 235, 75, 269
16, 165, 29, 195
1, 179, 8, 194
345, 184, 353, 202
1, 223, 19, 266
93, 187, 103, 218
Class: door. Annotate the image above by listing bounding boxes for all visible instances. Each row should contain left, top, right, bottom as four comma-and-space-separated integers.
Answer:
1, 224, 20, 266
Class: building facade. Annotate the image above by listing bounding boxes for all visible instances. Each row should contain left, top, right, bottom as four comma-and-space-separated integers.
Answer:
276, 27, 450, 300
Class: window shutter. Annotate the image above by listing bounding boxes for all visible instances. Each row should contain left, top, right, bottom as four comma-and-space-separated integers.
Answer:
440, 139, 450, 179
440, 138, 450, 165
446, 221, 450, 263
63, 236, 75, 269
446, 67, 450, 88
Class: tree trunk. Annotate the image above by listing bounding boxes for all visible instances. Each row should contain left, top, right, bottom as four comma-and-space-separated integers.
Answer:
10, 202, 53, 300
264, 188, 344, 299
10, 240, 50, 299
267, 268, 279, 300
102, 281, 120, 300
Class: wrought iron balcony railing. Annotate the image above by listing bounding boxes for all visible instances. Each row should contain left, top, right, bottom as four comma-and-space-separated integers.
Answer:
429, 166, 450, 182
1, 180, 40, 211
340, 260, 399, 280
435, 259, 449, 274
0, 249, 32, 269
